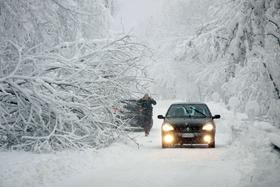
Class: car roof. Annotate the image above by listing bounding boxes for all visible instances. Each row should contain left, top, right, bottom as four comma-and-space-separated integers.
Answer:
170, 102, 207, 105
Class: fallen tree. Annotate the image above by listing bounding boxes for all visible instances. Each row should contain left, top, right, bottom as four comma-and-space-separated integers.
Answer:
0, 36, 148, 152
0, 0, 150, 152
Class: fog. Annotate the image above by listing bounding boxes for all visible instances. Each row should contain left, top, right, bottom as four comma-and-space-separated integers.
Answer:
112, 0, 215, 100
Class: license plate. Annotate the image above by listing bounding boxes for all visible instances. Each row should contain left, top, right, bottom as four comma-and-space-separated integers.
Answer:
182, 133, 194, 138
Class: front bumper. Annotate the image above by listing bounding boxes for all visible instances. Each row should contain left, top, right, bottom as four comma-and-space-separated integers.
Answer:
162, 131, 215, 145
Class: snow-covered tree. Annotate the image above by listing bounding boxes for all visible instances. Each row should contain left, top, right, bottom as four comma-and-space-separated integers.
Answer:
175, 0, 280, 125
0, 0, 148, 152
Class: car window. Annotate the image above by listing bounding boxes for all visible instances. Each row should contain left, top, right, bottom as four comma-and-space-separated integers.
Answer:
166, 104, 211, 118
167, 106, 187, 117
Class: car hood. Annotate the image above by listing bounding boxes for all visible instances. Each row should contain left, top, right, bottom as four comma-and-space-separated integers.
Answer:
164, 117, 212, 127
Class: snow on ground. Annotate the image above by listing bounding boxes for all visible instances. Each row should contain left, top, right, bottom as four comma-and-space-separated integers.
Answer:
0, 100, 279, 187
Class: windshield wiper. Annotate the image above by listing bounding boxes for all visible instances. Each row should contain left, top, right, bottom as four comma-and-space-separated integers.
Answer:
190, 106, 207, 117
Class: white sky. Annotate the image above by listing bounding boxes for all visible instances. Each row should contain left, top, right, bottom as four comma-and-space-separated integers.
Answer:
112, 0, 164, 33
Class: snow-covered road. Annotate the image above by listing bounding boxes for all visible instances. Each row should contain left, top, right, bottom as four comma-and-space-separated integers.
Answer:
52, 101, 255, 187
1, 100, 279, 187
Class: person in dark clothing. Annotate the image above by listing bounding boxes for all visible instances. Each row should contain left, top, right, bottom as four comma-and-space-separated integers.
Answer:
138, 94, 157, 136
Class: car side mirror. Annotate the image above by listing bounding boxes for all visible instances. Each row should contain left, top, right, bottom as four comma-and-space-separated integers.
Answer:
157, 115, 165, 119
212, 114, 221, 119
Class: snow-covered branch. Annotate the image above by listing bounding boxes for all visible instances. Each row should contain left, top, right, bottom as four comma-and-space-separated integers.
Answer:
0, 0, 149, 152
0, 36, 148, 152
173, 0, 280, 126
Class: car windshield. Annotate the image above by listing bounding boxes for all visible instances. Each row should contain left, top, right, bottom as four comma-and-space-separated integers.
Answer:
166, 104, 211, 118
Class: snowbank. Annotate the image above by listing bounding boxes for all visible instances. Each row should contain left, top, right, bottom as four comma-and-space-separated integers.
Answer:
0, 142, 137, 187
0, 149, 97, 187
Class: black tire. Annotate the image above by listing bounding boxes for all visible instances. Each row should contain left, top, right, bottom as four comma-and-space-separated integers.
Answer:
208, 141, 215, 148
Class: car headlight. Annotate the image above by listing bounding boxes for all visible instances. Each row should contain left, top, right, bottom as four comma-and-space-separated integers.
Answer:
203, 135, 212, 143
202, 123, 214, 131
162, 123, 174, 132
163, 134, 174, 143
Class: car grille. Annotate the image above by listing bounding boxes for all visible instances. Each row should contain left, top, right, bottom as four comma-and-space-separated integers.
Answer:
175, 125, 201, 133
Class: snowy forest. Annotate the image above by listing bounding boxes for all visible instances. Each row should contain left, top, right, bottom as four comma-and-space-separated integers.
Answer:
0, 0, 280, 186
1, 0, 279, 151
